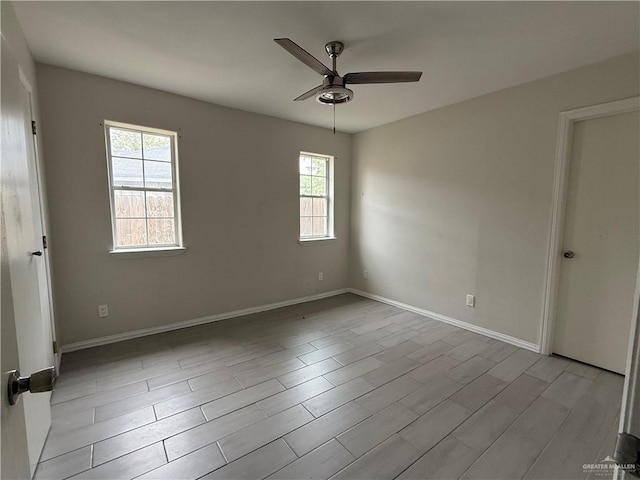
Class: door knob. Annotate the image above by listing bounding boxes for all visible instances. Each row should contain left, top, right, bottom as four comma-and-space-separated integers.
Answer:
31, 250, 43, 256
7, 367, 56, 405
563, 250, 575, 259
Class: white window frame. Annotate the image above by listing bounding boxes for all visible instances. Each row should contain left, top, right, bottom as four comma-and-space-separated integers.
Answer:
104, 120, 184, 255
299, 151, 335, 242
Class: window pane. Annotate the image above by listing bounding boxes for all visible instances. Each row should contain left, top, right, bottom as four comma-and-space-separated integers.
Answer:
312, 197, 327, 216
299, 156, 312, 175
114, 190, 145, 218
112, 157, 143, 187
144, 160, 172, 189
312, 158, 326, 177
311, 176, 326, 196
143, 134, 171, 162
300, 197, 312, 216
300, 217, 312, 237
312, 216, 327, 236
148, 218, 176, 245
110, 128, 142, 158
146, 192, 174, 217
300, 175, 312, 196
116, 219, 147, 247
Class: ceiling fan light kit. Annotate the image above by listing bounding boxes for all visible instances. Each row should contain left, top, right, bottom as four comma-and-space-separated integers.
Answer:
274, 38, 422, 106
316, 76, 354, 105
316, 86, 354, 105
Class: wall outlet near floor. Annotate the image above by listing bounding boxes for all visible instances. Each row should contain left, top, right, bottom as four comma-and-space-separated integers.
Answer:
318, 272, 324, 281
466, 295, 475, 307
362, 269, 368, 279
98, 304, 109, 317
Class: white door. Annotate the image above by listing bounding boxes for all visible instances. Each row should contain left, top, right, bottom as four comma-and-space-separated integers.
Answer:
1, 229, 31, 480
1, 61, 55, 477
553, 110, 640, 374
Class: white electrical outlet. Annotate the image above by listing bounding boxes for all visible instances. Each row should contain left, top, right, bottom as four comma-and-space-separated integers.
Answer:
466, 295, 475, 307
318, 272, 324, 281
363, 269, 368, 279
98, 304, 109, 317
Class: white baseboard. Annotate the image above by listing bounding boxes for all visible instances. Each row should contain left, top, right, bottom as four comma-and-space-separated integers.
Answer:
62, 287, 540, 355
61, 288, 350, 353
348, 288, 541, 353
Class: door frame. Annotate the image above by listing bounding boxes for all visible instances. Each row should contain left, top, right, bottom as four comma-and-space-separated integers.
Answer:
17, 67, 59, 371
619, 259, 640, 452
540, 96, 640, 356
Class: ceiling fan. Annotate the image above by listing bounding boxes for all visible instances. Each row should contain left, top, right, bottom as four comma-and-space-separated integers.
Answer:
274, 38, 423, 105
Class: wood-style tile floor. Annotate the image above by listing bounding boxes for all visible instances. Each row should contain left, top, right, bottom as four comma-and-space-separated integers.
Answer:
36, 294, 622, 480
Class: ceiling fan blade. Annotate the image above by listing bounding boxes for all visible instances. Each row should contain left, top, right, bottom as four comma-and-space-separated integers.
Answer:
274, 38, 333, 77
293, 85, 324, 102
344, 71, 423, 84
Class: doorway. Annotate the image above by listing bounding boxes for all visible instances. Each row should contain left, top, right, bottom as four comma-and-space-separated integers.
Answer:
542, 97, 640, 375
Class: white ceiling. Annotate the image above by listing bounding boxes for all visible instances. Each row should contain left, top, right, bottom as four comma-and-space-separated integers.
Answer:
13, 1, 640, 133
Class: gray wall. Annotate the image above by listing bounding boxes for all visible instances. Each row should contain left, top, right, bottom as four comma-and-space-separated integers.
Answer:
37, 65, 351, 346
39, 52, 639, 349
350, 52, 639, 346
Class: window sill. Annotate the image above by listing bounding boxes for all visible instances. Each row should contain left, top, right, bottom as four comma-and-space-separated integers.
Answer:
298, 236, 337, 245
109, 247, 187, 259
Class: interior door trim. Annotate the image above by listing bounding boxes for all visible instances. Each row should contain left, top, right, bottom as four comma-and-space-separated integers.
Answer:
619, 257, 640, 451
540, 96, 640, 356
17, 66, 60, 373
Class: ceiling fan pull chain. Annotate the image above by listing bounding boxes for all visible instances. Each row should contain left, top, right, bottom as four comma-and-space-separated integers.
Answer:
333, 103, 336, 135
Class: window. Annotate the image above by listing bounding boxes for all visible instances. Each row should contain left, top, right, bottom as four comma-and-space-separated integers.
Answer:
299, 152, 334, 240
105, 121, 183, 251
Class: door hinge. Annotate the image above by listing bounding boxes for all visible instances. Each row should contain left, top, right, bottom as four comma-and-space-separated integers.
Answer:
42, 235, 48, 249
614, 432, 640, 477
52, 341, 58, 354
31, 120, 37, 135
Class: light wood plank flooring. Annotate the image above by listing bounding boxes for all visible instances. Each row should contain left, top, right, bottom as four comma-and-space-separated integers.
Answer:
36, 294, 622, 480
